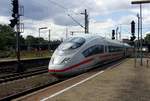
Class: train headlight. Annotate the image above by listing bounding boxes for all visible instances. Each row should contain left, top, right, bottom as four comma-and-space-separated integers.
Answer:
61, 58, 71, 64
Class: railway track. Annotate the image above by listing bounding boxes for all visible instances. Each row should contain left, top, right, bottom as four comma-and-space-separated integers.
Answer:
0, 66, 48, 83
0, 74, 61, 101
0, 58, 126, 101
0, 57, 50, 73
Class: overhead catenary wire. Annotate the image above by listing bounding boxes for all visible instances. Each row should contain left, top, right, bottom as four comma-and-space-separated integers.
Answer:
47, 0, 68, 11
67, 14, 84, 28
47, 0, 82, 15
47, 0, 84, 28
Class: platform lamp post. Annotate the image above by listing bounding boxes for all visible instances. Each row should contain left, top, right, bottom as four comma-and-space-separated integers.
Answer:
131, 0, 150, 66
48, 29, 51, 51
137, 13, 140, 56
38, 27, 48, 56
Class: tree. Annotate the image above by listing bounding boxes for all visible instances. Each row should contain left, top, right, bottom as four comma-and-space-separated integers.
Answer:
20, 35, 25, 46
0, 24, 25, 51
25, 35, 47, 46
25, 35, 35, 45
0, 24, 16, 50
145, 33, 150, 44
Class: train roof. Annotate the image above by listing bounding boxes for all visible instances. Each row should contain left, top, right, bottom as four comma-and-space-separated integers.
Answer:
70, 34, 132, 48
71, 33, 124, 46
123, 43, 132, 48
71, 33, 103, 41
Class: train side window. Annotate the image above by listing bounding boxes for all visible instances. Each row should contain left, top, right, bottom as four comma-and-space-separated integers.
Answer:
82, 45, 104, 57
105, 46, 107, 52
82, 49, 89, 57
108, 46, 123, 52
109, 46, 115, 52
98, 45, 104, 53
108, 46, 113, 52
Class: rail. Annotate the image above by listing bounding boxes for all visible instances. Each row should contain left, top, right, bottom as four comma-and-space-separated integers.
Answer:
0, 66, 48, 83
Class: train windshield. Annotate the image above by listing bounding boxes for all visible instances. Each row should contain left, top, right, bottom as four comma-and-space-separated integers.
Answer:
58, 37, 85, 51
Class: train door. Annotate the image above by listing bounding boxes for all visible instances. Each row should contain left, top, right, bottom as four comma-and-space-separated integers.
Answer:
102, 42, 110, 63
124, 48, 127, 57
94, 44, 105, 65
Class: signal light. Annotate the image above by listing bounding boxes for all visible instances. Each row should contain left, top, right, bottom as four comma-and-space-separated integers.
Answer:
10, 0, 19, 28
112, 30, 115, 40
131, 20, 135, 34
12, 0, 19, 16
130, 20, 136, 41
9, 18, 18, 28
130, 35, 136, 41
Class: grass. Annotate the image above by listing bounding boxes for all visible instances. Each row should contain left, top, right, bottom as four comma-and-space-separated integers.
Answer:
0, 50, 53, 60
19, 50, 53, 59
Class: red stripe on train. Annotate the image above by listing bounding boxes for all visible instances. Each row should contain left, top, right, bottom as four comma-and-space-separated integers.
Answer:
48, 58, 94, 72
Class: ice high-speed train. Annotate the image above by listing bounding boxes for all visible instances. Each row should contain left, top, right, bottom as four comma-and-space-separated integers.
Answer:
48, 34, 132, 77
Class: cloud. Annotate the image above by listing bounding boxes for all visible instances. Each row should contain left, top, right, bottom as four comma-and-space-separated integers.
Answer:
0, 0, 150, 40
20, 0, 134, 25
0, 1, 11, 16
0, 16, 10, 24
118, 15, 137, 25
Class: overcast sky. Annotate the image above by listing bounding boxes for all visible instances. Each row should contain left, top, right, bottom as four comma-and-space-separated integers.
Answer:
0, 0, 150, 40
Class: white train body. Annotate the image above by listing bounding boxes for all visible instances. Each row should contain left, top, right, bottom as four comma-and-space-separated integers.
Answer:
48, 34, 132, 77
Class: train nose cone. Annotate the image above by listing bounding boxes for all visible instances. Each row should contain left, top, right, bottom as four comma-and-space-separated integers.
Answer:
49, 63, 70, 77
48, 64, 65, 71
48, 55, 72, 74
51, 55, 64, 65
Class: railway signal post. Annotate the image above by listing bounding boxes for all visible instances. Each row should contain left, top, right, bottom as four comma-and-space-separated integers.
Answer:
10, 0, 24, 72
130, 20, 136, 67
131, 0, 150, 66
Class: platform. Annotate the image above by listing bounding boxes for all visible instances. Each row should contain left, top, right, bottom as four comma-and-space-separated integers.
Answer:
0, 57, 50, 62
14, 58, 150, 101
45, 58, 150, 101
